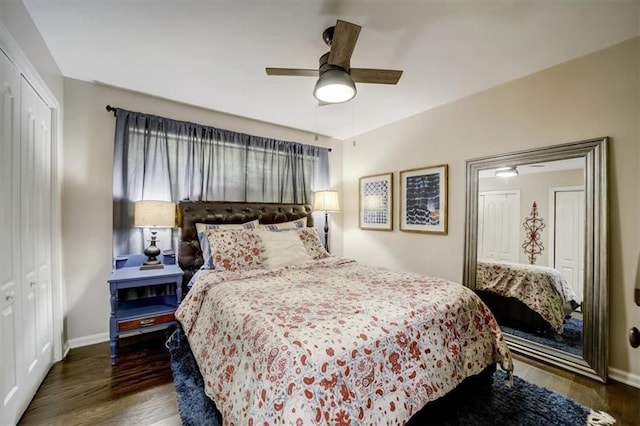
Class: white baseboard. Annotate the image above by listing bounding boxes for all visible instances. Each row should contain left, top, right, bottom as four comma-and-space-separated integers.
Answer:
609, 366, 640, 389
67, 327, 173, 350
68, 332, 109, 349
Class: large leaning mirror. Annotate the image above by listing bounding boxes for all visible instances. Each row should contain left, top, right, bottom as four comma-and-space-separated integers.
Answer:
463, 137, 608, 382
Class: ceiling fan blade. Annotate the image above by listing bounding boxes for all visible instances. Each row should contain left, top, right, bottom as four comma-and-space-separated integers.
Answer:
266, 68, 318, 77
328, 20, 361, 70
351, 68, 403, 85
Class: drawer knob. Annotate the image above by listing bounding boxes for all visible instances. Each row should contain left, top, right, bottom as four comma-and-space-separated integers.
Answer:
30, 281, 37, 288
5, 293, 14, 302
140, 318, 156, 327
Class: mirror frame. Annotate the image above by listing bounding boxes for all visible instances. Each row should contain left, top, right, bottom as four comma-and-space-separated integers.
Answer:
463, 137, 608, 382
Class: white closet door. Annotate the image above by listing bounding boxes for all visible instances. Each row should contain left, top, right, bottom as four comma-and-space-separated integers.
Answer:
20, 77, 53, 404
35, 92, 53, 369
0, 50, 24, 426
478, 190, 520, 262
553, 189, 585, 303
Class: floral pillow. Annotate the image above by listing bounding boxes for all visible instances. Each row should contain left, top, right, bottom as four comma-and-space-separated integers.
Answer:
205, 229, 264, 271
296, 228, 330, 260
259, 217, 307, 231
196, 220, 259, 269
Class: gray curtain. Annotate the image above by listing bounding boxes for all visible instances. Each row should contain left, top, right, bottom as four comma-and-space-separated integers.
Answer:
113, 108, 330, 256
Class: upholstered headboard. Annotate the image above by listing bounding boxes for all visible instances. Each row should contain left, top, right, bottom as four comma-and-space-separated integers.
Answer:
177, 201, 313, 288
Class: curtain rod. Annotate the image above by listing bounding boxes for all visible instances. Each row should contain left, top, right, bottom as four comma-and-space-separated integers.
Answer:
104, 104, 331, 152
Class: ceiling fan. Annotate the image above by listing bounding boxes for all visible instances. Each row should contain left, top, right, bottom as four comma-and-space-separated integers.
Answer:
266, 20, 403, 104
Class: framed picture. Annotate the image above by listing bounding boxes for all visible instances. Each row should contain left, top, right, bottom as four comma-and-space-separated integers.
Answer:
400, 164, 448, 234
359, 173, 393, 231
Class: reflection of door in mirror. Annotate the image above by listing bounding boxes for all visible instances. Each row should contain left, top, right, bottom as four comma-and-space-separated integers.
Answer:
464, 137, 608, 383
478, 190, 520, 262
549, 187, 585, 305
476, 159, 585, 358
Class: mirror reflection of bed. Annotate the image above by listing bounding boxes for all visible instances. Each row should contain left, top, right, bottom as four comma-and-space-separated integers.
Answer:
476, 259, 583, 356
476, 158, 585, 357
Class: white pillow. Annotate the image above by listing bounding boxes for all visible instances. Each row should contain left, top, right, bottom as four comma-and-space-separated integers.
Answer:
259, 217, 307, 230
195, 219, 259, 235
260, 229, 312, 268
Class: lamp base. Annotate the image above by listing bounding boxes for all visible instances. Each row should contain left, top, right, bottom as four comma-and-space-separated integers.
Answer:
141, 231, 164, 270
140, 263, 164, 271
323, 211, 330, 253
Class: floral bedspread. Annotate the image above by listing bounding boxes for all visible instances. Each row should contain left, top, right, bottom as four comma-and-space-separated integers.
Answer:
475, 259, 579, 333
176, 257, 513, 426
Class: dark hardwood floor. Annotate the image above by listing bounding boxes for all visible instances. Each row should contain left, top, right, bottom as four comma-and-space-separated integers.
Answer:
19, 330, 640, 425
19, 331, 180, 426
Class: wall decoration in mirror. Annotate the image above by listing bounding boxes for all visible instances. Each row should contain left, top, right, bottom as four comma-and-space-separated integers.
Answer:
464, 137, 608, 382
521, 201, 545, 264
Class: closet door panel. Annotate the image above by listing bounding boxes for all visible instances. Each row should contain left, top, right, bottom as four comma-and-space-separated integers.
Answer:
1, 50, 23, 426
20, 77, 53, 397
21, 79, 38, 376
35, 96, 53, 362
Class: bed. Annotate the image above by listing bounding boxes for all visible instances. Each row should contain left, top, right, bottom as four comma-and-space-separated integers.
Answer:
175, 201, 513, 425
475, 259, 580, 334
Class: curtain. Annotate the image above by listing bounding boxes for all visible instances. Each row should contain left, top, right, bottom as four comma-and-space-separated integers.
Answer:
113, 108, 330, 256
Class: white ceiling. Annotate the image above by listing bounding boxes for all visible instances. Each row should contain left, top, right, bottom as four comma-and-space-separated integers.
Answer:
23, 0, 639, 140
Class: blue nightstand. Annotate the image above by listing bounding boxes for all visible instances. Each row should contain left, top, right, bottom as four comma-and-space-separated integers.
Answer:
108, 254, 183, 365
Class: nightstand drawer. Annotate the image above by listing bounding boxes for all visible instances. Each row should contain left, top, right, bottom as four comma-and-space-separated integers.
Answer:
117, 312, 175, 332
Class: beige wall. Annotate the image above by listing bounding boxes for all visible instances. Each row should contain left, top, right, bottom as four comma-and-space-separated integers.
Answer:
480, 169, 583, 265
342, 37, 640, 381
63, 78, 343, 342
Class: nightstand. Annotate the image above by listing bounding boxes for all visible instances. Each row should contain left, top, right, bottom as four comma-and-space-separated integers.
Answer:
108, 254, 184, 365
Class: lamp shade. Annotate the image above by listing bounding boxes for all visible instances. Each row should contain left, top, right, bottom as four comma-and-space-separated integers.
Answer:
313, 191, 340, 212
313, 69, 357, 104
134, 200, 176, 228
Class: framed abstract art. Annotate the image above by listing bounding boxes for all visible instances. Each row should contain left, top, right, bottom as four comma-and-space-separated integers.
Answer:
359, 173, 393, 231
399, 164, 448, 234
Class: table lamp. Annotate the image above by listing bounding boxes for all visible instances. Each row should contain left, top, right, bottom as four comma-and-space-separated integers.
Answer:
313, 190, 340, 252
134, 200, 176, 269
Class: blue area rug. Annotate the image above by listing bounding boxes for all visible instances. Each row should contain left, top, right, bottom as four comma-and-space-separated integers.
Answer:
501, 317, 583, 357
167, 325, 608, 426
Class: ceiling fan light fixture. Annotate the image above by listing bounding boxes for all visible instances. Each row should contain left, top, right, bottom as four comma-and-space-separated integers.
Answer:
313, 68, 357, 104
495, 166, 519, 178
